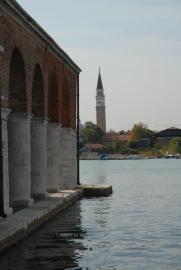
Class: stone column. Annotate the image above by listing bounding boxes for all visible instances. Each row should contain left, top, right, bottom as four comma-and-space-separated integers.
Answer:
59, 128, 77, 190
31, 117, 48, 199
1, 108, 12, 215
47, 122, 60, 193
8, 113, 33, 207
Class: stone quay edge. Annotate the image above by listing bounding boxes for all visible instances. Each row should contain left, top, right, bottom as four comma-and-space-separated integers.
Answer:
0, 184, 113, 254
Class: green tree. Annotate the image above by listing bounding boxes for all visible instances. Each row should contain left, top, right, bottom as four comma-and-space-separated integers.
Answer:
82, 121, 104, 143
129, 122, 154, 143
168, 138, 181, 154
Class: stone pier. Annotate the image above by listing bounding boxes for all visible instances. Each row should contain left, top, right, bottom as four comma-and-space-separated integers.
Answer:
31, 117, 48, 199
59, 128, 77, 190
8, 113, 33, 208
47, 122, 61, 193
1, 108, 12, 215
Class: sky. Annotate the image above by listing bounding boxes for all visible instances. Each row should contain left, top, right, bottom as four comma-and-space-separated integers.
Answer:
17, 0, 181, 131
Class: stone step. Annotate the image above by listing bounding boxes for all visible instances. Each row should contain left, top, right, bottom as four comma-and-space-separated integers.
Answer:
80, 184, 113, 197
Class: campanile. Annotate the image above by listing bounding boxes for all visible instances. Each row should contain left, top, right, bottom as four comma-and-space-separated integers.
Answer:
96, 68, 106, 132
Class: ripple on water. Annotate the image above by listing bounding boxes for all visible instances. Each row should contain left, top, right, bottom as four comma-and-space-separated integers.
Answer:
1, 160, 181, 269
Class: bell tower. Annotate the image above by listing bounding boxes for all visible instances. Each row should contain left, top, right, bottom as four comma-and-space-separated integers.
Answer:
96, 68, 106, 133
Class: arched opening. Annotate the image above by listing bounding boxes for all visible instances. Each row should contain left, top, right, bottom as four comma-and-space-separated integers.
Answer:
31, 64, 47, 199
61, 78, 70, 127
9, 48, 27, 112
32, 64, 44, 117
48, 74, 59, 122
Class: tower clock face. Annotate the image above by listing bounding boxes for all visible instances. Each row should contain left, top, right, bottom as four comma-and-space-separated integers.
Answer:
97, 99, 104, 105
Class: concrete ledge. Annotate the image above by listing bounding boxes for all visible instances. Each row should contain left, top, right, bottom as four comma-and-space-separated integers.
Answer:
0, 185, 113, 254
80, 184, 113, 197
0, 189, 83, 253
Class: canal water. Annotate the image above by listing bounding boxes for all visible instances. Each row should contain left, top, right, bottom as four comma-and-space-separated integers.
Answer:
1, 159, 181, 270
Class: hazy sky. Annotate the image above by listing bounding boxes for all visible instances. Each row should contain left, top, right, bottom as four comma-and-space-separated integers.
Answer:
17, 0, 181, 131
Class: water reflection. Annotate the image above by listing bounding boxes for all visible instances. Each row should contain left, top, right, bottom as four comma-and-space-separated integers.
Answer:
79, 160, 181, 269
80, 160, 109, 185
96, 174, 106, 184
1, 160, 181, 269
0, 202, 86, 270
94, 198, 111, 229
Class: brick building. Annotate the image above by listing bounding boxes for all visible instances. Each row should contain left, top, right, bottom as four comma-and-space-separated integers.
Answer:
0, 0, 81, 215
103, 132, 131, 147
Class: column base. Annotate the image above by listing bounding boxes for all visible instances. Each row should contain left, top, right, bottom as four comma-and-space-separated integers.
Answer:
31, 192, 48, 200
10, 198, 34, 208
4, 206, 13, 216
47, 188, 60, 193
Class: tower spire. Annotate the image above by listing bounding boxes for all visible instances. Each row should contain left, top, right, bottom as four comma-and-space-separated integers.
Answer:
97, 67, 103, 90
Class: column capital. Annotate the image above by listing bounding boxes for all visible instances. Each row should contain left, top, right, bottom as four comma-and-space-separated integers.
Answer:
1, 108, 11, 121
48, 122, 61, 130
61, 127, 76, 137
8, 112, 32, 123
31, 117, 49, 126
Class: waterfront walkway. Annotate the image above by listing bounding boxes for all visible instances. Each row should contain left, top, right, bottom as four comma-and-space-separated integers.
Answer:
0, 185, 112, 254
0, 190, 83, 253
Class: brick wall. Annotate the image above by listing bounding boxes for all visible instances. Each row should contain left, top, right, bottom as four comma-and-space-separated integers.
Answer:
0, 4, 78, 128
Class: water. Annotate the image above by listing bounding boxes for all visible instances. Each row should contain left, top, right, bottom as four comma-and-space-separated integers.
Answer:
1, 159, 181, 269
80, 160, 181, 269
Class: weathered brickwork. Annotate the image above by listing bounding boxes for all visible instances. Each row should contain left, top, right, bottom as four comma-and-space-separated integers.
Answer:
0, 1, 80, 127
0, 0, 81, 214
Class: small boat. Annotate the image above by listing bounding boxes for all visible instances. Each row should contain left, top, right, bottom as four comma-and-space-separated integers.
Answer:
100, 154, 113, 160
164, 154, 175, 159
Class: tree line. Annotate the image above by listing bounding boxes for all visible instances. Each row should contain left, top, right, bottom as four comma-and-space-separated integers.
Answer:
80, 121, 181, 155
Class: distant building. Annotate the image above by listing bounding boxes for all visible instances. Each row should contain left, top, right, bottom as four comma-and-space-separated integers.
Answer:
96, 69, 106, 133
103, 132, 130, 146
156, 127, 181, 145
85, 143, 105, 153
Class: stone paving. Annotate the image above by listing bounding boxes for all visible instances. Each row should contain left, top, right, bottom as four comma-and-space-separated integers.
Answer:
0, 189, 83, 253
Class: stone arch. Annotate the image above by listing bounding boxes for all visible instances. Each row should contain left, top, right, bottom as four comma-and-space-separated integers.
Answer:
61, 77, 70, 127
32, 63, 44, 117
9, 47, 27, 112
48, 74, 59, 122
